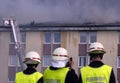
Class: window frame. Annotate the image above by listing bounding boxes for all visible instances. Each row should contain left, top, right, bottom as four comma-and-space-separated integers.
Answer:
117, 56, 120, 68
53, 32, 61, 44
78, 56, 89, 68
10, 32, 26, 44
119, 32, 120, 44
44, 32, 52, 44
8, 55, 20, 67
42, 55, 51, 67
89, 32, 97, 43
44, 32, 61, 44
80, 32, 87, 44
80, 32, 97, 44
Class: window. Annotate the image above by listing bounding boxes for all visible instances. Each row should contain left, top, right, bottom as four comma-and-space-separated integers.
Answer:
80, 32, 96, 44
9, 55, 16, 66
89, 32, 96, 43
43, 32, 61, 67
9, 55, 20, 66
44, 32, 61, 44
78, 56, 88, 67
10, 32, 15, 43
20, 32, 26, 43
119, 32, 120, 43
10, 32, 26, 43
118, 56, 120, 68
54, 32, 61, 43
44, 32, 51, 44
80, 32, 87, 43
43, 55, 51, 67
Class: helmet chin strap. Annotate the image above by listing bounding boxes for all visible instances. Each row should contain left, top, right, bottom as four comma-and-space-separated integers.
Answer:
51, 60, 68, 68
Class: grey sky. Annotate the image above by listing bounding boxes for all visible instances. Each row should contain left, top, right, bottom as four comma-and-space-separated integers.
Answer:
0, 0, 120, 24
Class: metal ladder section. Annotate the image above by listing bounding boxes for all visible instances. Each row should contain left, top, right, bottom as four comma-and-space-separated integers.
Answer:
9, 17, 24, 70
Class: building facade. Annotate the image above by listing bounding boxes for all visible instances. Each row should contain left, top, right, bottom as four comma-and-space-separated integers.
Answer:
0, 23, 120, 83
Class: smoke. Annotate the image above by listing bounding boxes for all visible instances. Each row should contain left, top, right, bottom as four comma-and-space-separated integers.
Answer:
0, 0, 120, 24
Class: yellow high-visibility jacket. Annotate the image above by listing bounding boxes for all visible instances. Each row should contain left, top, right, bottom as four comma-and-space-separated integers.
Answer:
80, 65, 112, 83
43, 67, 69, 83
15, 71, 43, 83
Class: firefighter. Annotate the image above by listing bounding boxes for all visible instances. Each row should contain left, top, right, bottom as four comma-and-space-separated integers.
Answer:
79, 42, 116, 83
15, 51, 43, 83
43, 47, 78, 83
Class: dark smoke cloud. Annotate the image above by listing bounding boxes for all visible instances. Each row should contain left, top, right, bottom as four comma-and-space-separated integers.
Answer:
0, 0, 120, 24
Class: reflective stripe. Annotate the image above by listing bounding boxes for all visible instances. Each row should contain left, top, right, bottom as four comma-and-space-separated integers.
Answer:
32, 58, 41, 60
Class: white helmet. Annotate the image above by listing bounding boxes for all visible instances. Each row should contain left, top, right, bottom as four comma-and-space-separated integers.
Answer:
52, 47, 69, 61
88, 42, 106, 54
23, 51, 41, 64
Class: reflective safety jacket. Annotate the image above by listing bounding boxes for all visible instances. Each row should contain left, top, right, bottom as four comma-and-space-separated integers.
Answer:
80, 65, 112, 83
43, 67, 69, 83
15, 71, 43, 83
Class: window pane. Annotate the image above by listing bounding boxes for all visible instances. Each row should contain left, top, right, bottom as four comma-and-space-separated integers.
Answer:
119, 32, 120, 43
10, 33, 15, 43
43, 55, 51, 67
21, 32, 26, 43
80, 32, 87, 43
10, 32, 26, 43
90, 32, 96, 43
44, 32, 51, 43
118, 56, 120, 67
54, 32, 61, 43
8, 67, 16, 81
118, 80, 120, 83
9, 55, 17, 66
79, 56, 87, 67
